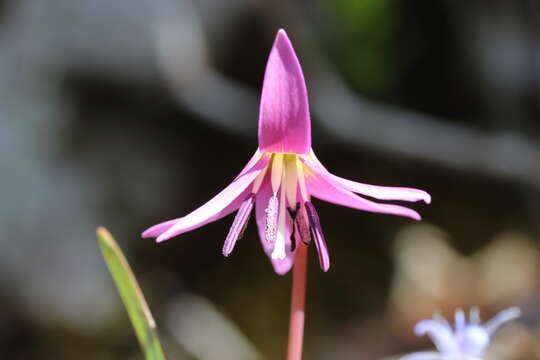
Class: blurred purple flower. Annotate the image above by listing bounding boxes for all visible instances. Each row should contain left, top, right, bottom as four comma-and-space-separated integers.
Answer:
142, 29, 430, 274
402, 307, 521, 360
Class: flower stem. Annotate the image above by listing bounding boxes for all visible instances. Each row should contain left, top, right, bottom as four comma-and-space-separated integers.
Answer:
287, 242, 308, 360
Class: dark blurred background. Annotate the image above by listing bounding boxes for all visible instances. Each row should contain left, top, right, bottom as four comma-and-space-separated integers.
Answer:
2, 0, 540, 359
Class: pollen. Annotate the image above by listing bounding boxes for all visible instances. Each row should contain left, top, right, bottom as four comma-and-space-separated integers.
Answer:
265, 194, 278, 243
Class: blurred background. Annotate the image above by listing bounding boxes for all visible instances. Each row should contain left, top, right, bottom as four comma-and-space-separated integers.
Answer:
2, 0, 540, 359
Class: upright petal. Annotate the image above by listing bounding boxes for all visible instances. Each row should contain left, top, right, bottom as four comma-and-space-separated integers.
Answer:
305, 169, 422, 220
454, 309, 466, 335
303, 151, 431, 203
143, 155, 269, 242
258, 29, 311, 154
255, 177, 295, 275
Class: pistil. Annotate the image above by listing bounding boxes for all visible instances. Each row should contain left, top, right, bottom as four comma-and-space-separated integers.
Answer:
272, 170, 287, 259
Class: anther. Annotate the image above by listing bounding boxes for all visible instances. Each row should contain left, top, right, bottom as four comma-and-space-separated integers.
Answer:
223, 194, 255, 257
296, 203, 311, 245
265, 194, 278, 243
287, 205, 298, 252
305, 201, 330, 271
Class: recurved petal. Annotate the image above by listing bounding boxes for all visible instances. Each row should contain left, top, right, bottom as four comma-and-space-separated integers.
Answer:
305, 171, 422, 220
258, 29, 311, 155
144, 155, 269, 242
142, 219, 178, 238
255, 177, 295, 275
415, 320, 460, 355
483, 307, 521, 335
303, 151, 431, 203
236, 150, 264, 180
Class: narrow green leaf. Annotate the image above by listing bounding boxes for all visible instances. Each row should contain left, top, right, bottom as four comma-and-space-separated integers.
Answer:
97, 227, 166, 360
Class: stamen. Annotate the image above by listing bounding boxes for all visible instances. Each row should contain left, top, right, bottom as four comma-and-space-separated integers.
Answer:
287, 206, 298, 219
296, 203, 311, 245
470, 307, 481, 324
455, 309, 466, 334
272, 233, 286, 260
271, 171, 287, 260
265, 194, 278, 243
271, 153, 284, 194
305, 201, 330, 271
295, 157, 309, 201
287, 206, 298, 252
222, 194, 255, 256
285, 156, 298, 206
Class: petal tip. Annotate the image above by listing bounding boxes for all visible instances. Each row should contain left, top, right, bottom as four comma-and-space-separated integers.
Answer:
276, 28, 288, 38
424, 193, 432, 204
155, 234, 171, 243
274, 29, 294, 51
258, 28, 311, 154
322, 263, 330, 272
404, 208, 422, 221
270, 258, 294, 275
413, 320, 430, 336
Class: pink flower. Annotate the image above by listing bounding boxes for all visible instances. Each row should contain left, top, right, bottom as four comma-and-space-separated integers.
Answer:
142, 29, 430, 274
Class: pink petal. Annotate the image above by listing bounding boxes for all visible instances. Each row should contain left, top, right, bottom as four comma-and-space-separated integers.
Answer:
303, 153, 431, 203
142, 219, 178, 238
305, 171, 422, 220
143, 154, 269, 242
258, 29, 311, 155
255, 177, 295, 275
235, 150, 264, 180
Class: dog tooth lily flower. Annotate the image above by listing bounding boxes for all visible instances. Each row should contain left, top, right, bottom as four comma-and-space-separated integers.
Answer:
401, 307, 521, 360
142, 29, 430, 274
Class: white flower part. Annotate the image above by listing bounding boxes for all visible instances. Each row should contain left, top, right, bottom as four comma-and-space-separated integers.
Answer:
271, 170, 287, 260
271, 231, 286, 259
400, 351, 444, 360
400, 307, 520, 360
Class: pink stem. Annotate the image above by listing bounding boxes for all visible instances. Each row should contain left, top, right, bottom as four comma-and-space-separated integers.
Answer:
287, 242, 308, 360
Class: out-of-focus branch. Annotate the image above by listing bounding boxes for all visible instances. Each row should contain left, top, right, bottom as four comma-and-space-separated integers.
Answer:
148, 0, 257, 137
310, 68, 540, 187
149, 0, 540, 188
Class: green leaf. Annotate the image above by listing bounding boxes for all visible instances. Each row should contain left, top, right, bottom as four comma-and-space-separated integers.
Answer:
97, 227, 166, 360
